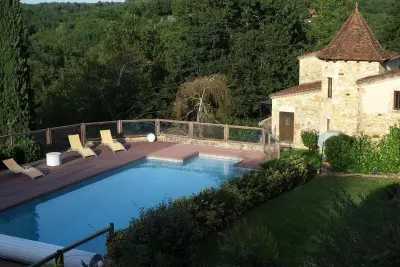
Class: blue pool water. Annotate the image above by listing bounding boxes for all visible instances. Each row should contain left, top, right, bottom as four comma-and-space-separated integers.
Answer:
0, 157, 247, 254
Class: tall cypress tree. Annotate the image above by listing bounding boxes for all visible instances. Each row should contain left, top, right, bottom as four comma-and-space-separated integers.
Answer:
0, 0, 33, 135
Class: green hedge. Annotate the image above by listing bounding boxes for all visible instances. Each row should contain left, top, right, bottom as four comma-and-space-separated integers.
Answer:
0, 139, 43, 169
324, 126, 400, 174
301, 130, 319, 151
107, 156, 316, 267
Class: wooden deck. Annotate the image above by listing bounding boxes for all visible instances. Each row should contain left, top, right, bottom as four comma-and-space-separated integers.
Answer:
0, 141, 270, 212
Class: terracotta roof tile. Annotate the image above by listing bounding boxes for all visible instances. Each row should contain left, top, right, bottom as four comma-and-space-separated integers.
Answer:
270, 81, 322, 98
357, 69, 400, 85
317, 4, 392, 62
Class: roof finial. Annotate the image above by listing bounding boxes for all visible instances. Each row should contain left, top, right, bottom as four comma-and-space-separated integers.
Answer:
355, 2, 359, 11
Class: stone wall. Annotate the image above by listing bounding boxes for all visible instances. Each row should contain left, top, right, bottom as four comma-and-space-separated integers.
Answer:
320, 61, 382, 136
271, 91, 322, 148
124, 135, 270, 152
299, 55, 323, 84
358, 76, 400, 137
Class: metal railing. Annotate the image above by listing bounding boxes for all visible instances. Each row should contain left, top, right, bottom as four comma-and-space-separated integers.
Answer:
28, 223, 114, 267
0, 119, 280, 157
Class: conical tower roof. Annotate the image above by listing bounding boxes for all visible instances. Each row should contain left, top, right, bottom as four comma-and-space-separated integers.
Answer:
317, 3, 392, 62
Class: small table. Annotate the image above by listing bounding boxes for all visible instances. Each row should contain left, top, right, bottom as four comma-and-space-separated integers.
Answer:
46, 152, 62, 167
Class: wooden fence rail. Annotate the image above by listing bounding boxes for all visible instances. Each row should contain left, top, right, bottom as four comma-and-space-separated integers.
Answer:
0, 119, 280, 157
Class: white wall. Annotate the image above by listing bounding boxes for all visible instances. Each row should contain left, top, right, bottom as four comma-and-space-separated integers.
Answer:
360, 77, 400, 114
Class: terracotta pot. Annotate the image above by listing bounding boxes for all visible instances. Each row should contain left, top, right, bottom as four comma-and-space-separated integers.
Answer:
322, 161, 330, 167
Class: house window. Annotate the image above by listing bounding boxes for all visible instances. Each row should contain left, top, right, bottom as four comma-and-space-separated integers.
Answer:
394, 91, 400, 110
328, 78, 333, 98
327, 119, 330, 131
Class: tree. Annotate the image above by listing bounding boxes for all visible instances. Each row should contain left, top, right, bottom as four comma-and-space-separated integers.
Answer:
173, 74, 230, 123
0, 0, 33, 135
308, 0, 354, 49
381, 0, 400, 51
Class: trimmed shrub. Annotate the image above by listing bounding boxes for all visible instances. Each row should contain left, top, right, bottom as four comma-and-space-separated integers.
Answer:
324, 134, 355, 172
107, 156, 317, 267
301, 130, 319, 151
260, 156, 316, 187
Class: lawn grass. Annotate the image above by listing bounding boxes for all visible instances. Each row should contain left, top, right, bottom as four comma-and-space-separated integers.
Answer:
196, 176, 399, 266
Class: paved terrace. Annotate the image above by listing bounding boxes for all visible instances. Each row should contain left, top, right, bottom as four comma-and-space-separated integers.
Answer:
0, 141, 271, 212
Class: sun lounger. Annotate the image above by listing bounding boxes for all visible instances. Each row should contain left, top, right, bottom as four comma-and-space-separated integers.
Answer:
2, 158, 44, 179
100, 130, 126, 153
68, 134, 97, 158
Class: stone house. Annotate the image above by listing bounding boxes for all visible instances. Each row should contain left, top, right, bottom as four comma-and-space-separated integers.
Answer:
269, 4, 400, 148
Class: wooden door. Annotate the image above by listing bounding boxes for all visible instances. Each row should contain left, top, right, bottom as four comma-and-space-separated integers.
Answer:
279, 112, 294, 142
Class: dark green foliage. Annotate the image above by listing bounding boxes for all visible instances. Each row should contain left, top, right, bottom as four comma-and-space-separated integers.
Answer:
0, 0, 33, 135
107, 156, 316, 266
117, 200, 200, 267
260, 156, 317, 188
308, 184, 400, 267
13, 139, 43, 163
280, 149, 321, 167
324, 134, 355, 172
301, 130, 319, 151
22, 0, 309, 128
17, 0, 400, 129
22, 3, 98, 34
0, 144, 13, 169
323, 126, 400, 174
0, 139, 43, 169
380, 0, 400, 51
376, 126, 400, 173
350, 134, 378, 173
384, 183, 400, 202
215, 221, 283, 267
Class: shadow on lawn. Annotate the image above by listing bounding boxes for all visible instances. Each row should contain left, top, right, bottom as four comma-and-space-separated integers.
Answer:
307, 183, 400, 267
196, 177, 400, 267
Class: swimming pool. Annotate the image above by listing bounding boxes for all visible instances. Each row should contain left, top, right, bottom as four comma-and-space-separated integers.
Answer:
0, 157, 247, 254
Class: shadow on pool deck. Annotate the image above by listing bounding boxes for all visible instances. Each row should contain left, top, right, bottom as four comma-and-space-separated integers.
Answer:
0, 142, 271, 212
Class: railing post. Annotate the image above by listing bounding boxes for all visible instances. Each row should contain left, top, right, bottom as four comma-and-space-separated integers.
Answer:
56, 250, 64, 265
189, 122, 194, 138
277, 141, 281, 159
224, 125, 229, 142
261, 129, 266, 145
155, 119, 160, 136
46, 128, 52, 146
268, 133, 272, 158
117, 120, 122, 137
9, 135, 14, 146
109, 222, 115, 239
80, 123, 86, 145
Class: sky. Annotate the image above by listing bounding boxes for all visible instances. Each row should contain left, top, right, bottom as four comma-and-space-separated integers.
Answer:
22, 0, 124, 3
